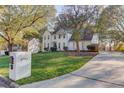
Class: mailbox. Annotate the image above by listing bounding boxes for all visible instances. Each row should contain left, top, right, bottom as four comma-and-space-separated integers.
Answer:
9, 52, 31, 81
10, 56, 14, 70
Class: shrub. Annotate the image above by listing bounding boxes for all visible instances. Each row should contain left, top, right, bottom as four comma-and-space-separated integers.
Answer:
114, 43, 124, 52
50, 47, 57, 52
63, 46, 68, 51
87, 44, 98, 51
119, 48, 124, 52
5, 51, 9, 55
44, 48, 49, 51
118, 46, 124, 52
38, 50, 42, 53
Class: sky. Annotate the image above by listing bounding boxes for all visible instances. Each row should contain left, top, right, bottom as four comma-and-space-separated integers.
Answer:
55, 5, 63, 16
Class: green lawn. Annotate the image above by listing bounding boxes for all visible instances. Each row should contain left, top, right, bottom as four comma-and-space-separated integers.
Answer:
0, 52, 92, 85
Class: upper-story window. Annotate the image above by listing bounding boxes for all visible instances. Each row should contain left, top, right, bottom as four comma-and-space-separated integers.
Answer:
48, 35, 50, 39
59, 34, 61, 39
54, 35, 56, 39
63, 34, 65, 38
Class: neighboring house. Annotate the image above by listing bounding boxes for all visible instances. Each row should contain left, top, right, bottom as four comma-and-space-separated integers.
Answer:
42, 28, 99, 51
28, 38, 40, 53
0, 50, 5, 56
99, 39, 116, 51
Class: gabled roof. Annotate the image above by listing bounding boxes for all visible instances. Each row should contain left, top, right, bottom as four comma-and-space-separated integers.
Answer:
69, 28, 93, 41
52, 29, 67, 34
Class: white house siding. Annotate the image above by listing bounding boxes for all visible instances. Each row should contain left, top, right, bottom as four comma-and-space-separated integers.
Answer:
51, 33, 69, 51
68, 41, 91, 51
42, 31, 52, 51
68, 42, 76, 50
82, 41, 92, 50
42, 31, 71, 51
42, 30, 95, 51
67, 33, 72, 41
91, 33, 99, 44
28, 38, 40, 53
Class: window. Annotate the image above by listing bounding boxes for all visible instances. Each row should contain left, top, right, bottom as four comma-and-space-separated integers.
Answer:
82, 42, 84, 50
58, 42, 61, 49
54, 35, 56, 39
48, 35, 50, 39
63, 34, 65, 38
59, 34, 61, 39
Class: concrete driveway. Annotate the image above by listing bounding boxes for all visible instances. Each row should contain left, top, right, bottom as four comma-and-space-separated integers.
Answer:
21, 52, 124, 88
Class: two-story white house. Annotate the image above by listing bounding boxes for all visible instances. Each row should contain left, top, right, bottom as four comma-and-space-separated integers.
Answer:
42, 29, 72, 51
42, 28, 99, 51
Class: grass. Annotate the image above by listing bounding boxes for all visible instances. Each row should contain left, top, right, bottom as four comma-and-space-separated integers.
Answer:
0, 52, 92, 85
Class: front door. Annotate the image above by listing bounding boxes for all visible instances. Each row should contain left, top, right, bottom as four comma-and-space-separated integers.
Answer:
53, 42, 57, 48
52, 42, 57, 51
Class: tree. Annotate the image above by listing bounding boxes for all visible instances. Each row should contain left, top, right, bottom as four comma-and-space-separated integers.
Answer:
96, 6, 124, 50
21, 27, 40, 51
96, 6, 122, 40
56, 5, 100, 54
112, 6, 124, 42
0, 5, 56, 52
0, 37, 7, 50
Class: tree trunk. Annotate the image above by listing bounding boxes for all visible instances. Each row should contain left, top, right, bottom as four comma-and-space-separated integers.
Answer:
26, 40, 29, 51
76, 40, 80, 55
8, 43, 13, 52
109, 44, 111, 51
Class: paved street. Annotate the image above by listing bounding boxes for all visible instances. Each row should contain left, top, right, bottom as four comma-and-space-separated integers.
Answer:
0, 84, 9, 88
0, 81, 8, 88
21, 52, 124, 88
0, 75, 19, 88
0, 76, 9, 88
0, 85, 5, 88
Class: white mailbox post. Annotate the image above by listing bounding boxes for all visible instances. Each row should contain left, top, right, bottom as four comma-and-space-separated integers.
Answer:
9, 52, 31, 81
